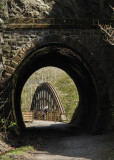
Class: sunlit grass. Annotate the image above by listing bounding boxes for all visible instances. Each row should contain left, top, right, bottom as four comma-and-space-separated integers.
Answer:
0, 146, 34, 160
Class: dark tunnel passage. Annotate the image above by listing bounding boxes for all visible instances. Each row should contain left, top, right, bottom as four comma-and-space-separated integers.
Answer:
10, 44, 104, 133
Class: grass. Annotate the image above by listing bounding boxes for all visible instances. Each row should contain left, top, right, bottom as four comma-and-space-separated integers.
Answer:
6, 146, 34, 154
0, 146, 34, 160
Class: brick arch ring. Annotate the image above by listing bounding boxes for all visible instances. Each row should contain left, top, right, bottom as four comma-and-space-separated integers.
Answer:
0, 35, 110, 134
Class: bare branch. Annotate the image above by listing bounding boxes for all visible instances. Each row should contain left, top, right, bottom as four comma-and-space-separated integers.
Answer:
99, 23, 114, 45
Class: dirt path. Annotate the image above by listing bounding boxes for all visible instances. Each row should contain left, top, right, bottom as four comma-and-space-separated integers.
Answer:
27, 121, 114, 160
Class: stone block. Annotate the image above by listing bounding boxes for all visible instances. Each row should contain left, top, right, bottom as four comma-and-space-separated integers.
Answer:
22, 45, 30, 54
61, 114, 67, 121
4, 60, 11, 65
10, 60, 18, 68
3, 34, 10, 38
0, 63, 4, 73
2, 45, 11, 53
1, 77, 8, 85
13, 55, 21, 63
5, 66, 15, 74
3, 70, 11, 78
17, 50, 25, 58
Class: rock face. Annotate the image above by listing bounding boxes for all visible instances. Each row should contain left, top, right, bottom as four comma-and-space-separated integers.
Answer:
7, 0, 111, 19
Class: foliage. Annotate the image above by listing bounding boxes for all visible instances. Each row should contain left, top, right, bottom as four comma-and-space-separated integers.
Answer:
53, 73, 79, 121
0, 146, 34, 160
0, 4, 3, 9
0, 112, 16, 139
0, 131, 41, 159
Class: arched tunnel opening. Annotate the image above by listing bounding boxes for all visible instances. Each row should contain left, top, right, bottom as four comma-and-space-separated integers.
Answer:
10, 44, 100, 133
21, 66, 80, 127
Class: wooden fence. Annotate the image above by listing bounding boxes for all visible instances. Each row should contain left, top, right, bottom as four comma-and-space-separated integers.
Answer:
34, 111, 61, 122
47, 111, 61, 122
22, 111, 34, 122
22, 111, 67, 122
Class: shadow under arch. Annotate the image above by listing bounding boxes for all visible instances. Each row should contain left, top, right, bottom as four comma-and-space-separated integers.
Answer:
9, 35, 109, 134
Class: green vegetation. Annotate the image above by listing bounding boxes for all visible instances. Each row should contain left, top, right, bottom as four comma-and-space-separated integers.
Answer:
0, 112, 17, 139
53, 73, 79, 120
0, 4, 3, 9
21, 67, 79, 121
0, 146, 34, 160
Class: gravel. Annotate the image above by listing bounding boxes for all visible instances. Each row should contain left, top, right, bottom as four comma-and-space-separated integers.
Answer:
27, 120, 114, 160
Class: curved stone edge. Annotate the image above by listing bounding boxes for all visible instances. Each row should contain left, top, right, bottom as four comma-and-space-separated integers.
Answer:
0, 35, 110, 133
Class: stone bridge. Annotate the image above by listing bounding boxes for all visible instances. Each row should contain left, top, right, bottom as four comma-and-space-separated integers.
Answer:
0, 17, 113, 134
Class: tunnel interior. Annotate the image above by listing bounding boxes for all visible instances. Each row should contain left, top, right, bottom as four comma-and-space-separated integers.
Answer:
10, 44, 98, 133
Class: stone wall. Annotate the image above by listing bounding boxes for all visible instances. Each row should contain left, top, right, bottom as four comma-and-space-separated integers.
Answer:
0, 18, 113, 132
0, 0, 113, 133
1, 25, 113, 104
2, 29, 101, 58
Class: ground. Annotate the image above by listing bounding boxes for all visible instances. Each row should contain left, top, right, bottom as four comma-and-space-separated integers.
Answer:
0, 121, 114, 160
26, 121, 114, 160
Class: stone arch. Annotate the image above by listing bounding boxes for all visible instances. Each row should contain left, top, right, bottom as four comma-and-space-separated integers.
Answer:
0, 35, 109, 134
